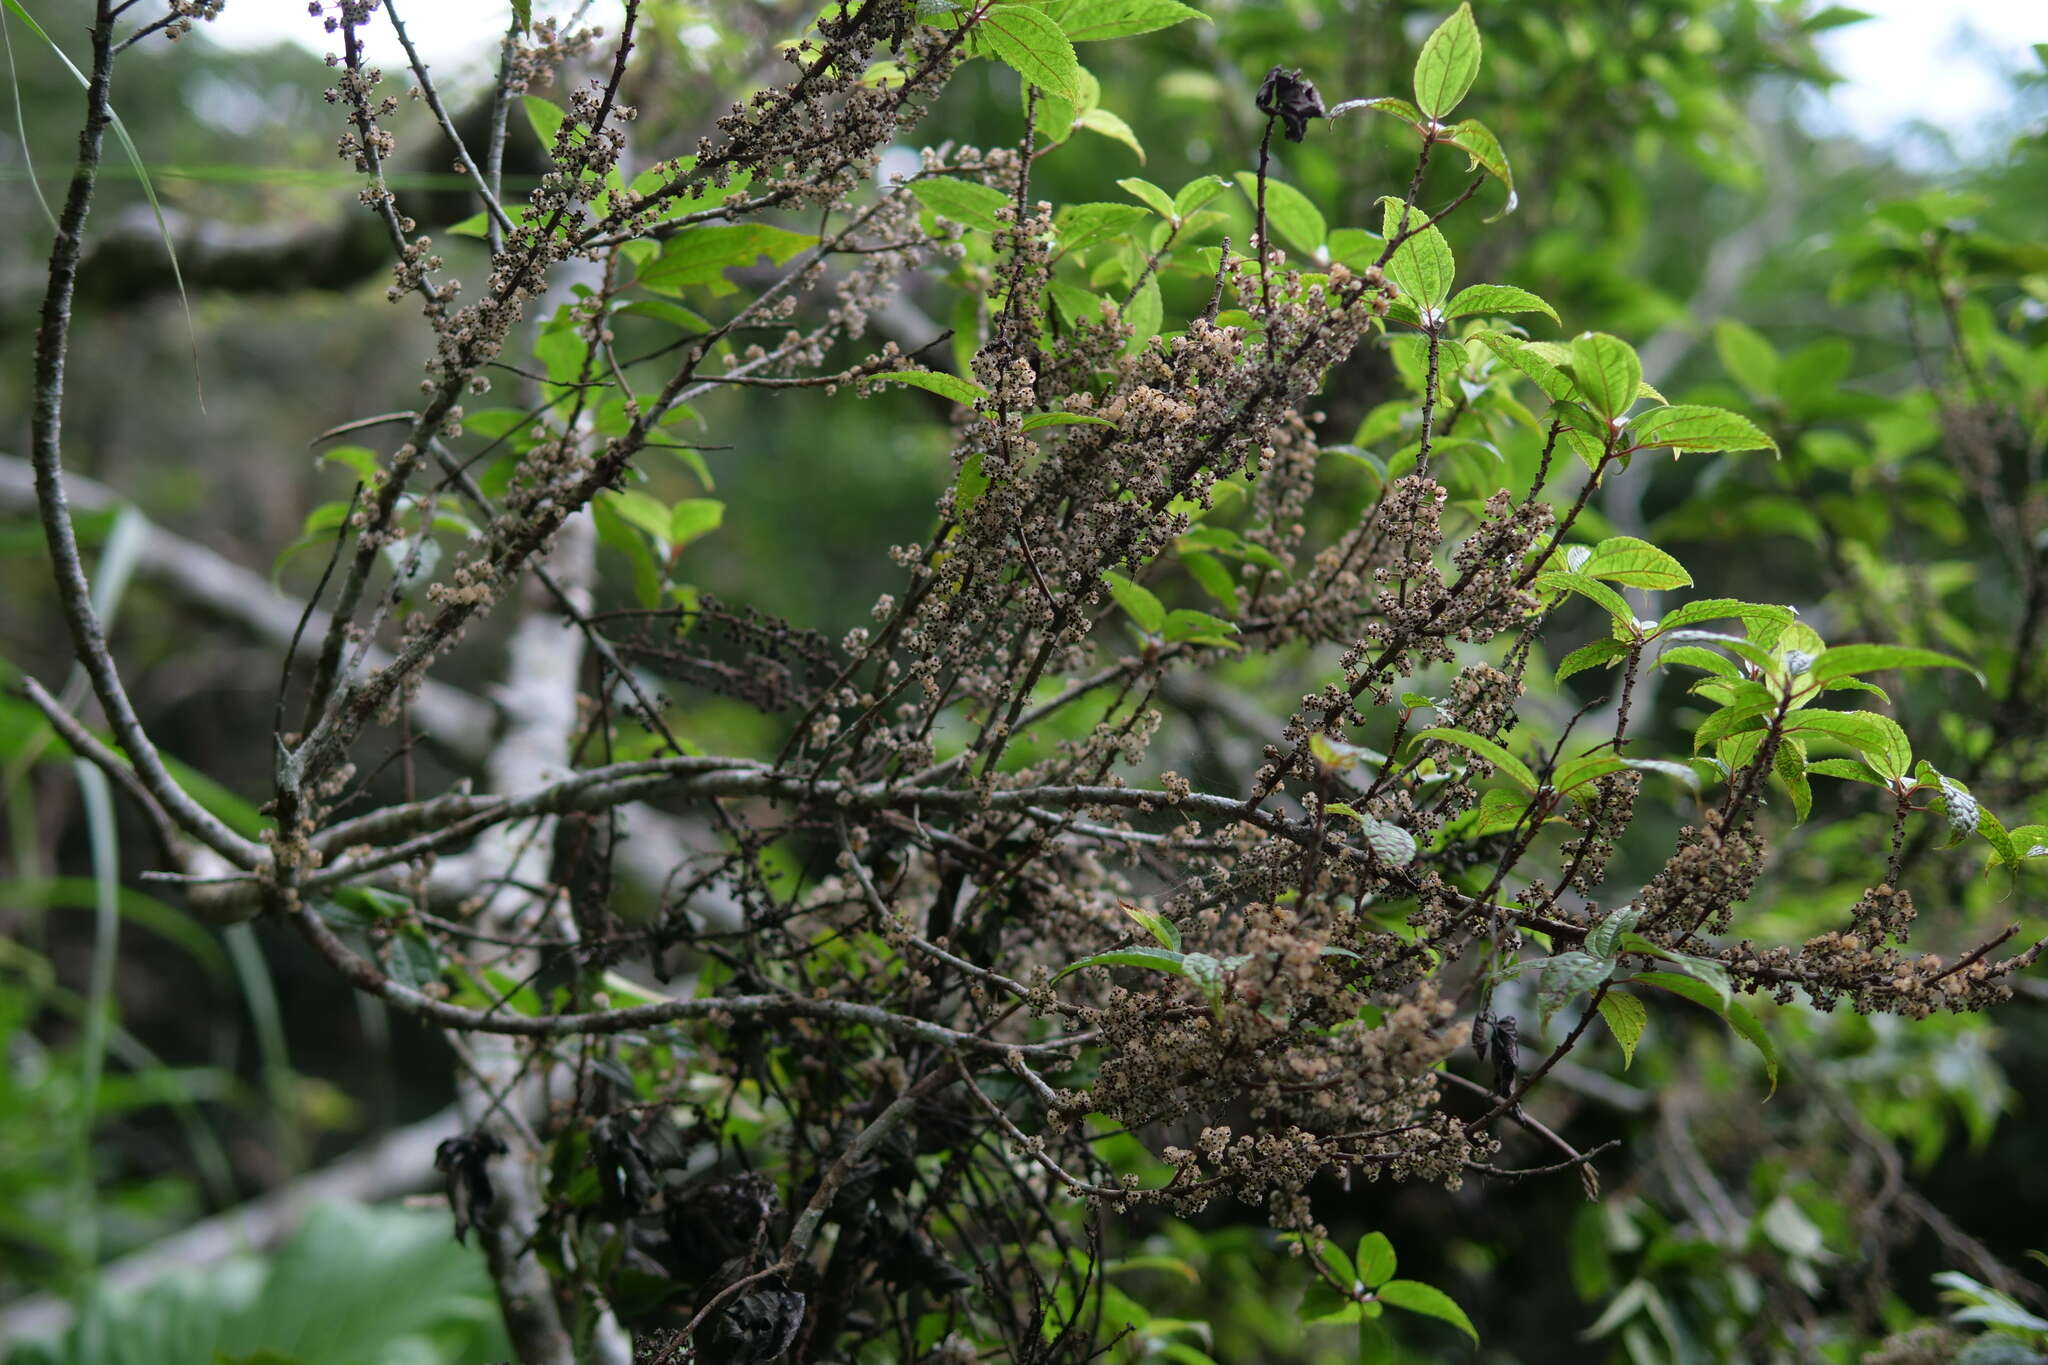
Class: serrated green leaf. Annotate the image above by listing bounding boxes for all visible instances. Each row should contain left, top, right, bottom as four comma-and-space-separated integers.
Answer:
1570, 333, 1642, 423
1775, 735, 1812, 823
1162, 607, 1240, 646
872, 369, 990, 407
1022, 411, 1118, 431
1802, 643, 1978, 691
1103, 570, 1166, 634
1782, 709, 1912, 780
1119, 900, 1181, 950
1634, 972, 1777, 1095
638, 224, 818, 293
1056, 0, 1207, 42
1713, 319, 1779, 399
1378, 197, 1455, 311
1535, 571, 1637, 629
1376, 1279, 1479, 1343
1807, 756, 1885, 786
1474, 332, 1578, 402
979, 4, 1084, 102
1598, 992, 1646, 1067
667, 498, 723, 551
1124, 274, 1163, 348
1557, 638, 1631, 685
912, 177, 1013, 231
1653, 598, 1796, 634
1330, 95, 1426, 126
1117, 176, 1177, 219
1414, 727, 1537, 792
1554, 752, 1629, 794
1356, 1232, 1397, 1288
1580, 536, 1693, 590
1445, 284, 1555, 323
1235, 172, 1326, 257
1538, 952, 1616, 1020
524, 94, 566, 148
1057, 201, 1152, 254
1079, 106, 1145, 161
1442, 118, 1517, 218
1626, 404, 1779, 457
1055, 946, 1187, 980
1411, 3, 1482, 119
1172, 174, 1230, 217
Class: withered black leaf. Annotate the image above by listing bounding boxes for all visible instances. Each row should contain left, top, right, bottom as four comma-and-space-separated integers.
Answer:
1256, 65, 1327, 142
1489, 1013, 1521, 1099
434, 1129, 509, 1245
701, 1283, 807, 1365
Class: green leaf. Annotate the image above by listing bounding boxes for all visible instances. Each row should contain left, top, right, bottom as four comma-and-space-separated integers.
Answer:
1078, 106, 1145, 161
1620, 758, 1703, 792
667, 498, 723, 550
1411, 3, 1482, 119
1442, 118, 1517, 218
1534, 571, 1637, 630
1713, 319, 1779, 399
1585, 907, 1642, 961
1802, 643, 1978, 691
1179, 549, 1240, 610
1379, 197, 1455, 312
1598, 991, 1646, 1068
604, 489, 673, 543
1056, 0, 1207, 42
1301, 1279, 1361, 1323
1569, 333, 1642, 423
1162, 608, 1240, 647
1328, 808, 1417, 865
1172, 174, 1231, 218
1119, 900, 1181, 950
1557, 638, 1631, 685
1579, 536, 1693, 590
1117, 176, 1178, 219
510, 0, 531, 31
523, 95, 566, 147
1633, 973, 1778, 1096
954, 448, 990, 514
1474, 332, 1578, 402
1445, 284, 1555, 323
912, 178, 1013, 232
638, 224, 818, 293
871, 370, 990, 407
1234, 173, 1326, 257
1021, 411, 1118, 432
1807, 756, 1886, 786
1782, 709, 1912, 781
1554, 752, 1629, 794
1103, 570, 1166, 634
1626, 404, 1779, 457
1775, 735, 1812, 824
1356, 1232, 1398, 1288
1057, 202, 1153, 254
615, 299, 710, 333
1634, 961, 1731, 1014
1414, 727, 1537, 792
1123, 275, 1163, 349
1653, 598, 1796, 634
1330, 95, 1426, 126
1375, 1279, 1479, 1343
979, 3, 1084, 102
1055, 946, 1187, 980
1538, 952, 1616, 1020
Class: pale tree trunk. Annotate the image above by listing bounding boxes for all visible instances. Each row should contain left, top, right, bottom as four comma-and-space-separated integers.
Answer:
454, 508, 632, 1365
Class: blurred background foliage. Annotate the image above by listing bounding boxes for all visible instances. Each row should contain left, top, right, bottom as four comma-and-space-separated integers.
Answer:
1, 1, 2045, 1361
